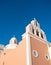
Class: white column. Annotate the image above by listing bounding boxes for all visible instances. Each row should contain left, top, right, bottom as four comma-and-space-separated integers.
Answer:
26, 33, 32, 65
48, 47, 51, 61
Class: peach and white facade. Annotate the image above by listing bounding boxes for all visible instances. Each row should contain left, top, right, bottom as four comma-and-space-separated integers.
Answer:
0, 18, 51, 65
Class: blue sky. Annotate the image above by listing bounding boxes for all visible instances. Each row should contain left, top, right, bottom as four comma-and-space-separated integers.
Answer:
0, 0, 51, 45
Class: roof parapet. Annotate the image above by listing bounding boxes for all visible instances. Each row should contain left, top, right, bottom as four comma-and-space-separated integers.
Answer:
26, 18, 47, 41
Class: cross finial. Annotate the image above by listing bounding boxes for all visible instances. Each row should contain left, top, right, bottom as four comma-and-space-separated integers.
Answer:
34, 18, 37, 21
34, 18, 36, 20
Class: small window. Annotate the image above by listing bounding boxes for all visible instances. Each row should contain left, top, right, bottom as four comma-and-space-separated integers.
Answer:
32, 28, 34, 34
36, 22, 37, 26
14, 40, 17, 44
36, 30, 39, 36
33, 50, 38, 57
45, 55, 49, 60
41, 33, 44, 39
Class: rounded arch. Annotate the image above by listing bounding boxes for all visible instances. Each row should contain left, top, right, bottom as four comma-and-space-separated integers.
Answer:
40, 29, 46, 40
36, 29, 39, 37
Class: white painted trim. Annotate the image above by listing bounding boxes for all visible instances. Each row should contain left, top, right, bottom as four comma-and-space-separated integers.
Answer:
48, 47, 51, 61
26, 33, 32, 65
22, 32, 49, 45
4, 44, 17, 49
28, 32, 49, 45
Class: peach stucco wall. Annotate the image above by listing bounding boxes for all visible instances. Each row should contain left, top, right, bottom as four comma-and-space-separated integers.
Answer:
30, 37, 50, 65
0, 38, 26, 65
